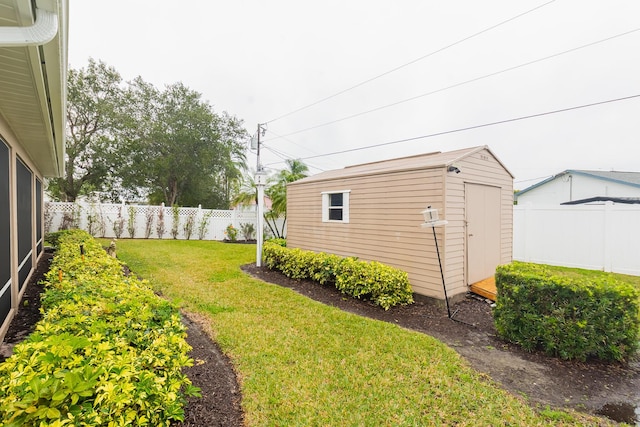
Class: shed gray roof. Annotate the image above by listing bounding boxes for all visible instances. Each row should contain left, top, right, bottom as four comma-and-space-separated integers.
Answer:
290, 145, 513, 185
516, 169, 640, 197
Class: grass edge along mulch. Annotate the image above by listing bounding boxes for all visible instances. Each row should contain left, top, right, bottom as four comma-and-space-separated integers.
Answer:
113, 239, 611, 426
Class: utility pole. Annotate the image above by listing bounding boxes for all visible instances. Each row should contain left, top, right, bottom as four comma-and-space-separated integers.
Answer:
254, 124, 267, 267
255, 123, 262, 171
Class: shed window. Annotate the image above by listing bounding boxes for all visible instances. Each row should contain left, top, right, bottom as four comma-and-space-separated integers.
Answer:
322, 190, 350, 223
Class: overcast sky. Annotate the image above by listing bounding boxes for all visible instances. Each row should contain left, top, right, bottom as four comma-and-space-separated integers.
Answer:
68, 0, 640, 189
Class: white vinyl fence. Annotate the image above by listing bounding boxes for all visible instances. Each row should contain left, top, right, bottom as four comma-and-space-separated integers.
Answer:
45, 202, 285, 241
513, 203, 640, 276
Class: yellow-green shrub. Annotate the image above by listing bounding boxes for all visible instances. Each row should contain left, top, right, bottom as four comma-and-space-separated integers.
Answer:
263, 242, 413, 310
0, 230, 199, 426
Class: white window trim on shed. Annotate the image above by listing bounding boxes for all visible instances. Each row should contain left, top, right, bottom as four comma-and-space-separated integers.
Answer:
321, 190, 350, 223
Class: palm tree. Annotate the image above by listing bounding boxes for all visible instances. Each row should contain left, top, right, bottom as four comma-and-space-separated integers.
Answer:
232, 159, 309, 238
266, 159, 309, 237
230, 170, 257, 208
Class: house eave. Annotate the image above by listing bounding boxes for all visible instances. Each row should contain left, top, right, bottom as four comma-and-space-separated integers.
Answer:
290, 145, 513, 186
0, 0, 67, 177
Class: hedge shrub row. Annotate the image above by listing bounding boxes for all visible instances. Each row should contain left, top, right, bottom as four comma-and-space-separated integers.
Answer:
494, 261, 640, 361
263, 241, 414, 310
0, 230, 199, 426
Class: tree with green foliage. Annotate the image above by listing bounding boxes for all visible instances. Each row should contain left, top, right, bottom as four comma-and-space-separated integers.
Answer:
231, 171, 259, 207
47, 59, 129, 201
48, 59, 248, 208
122, 80, 247, 208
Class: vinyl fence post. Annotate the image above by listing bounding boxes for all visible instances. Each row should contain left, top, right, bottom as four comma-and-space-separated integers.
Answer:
603, 201, 614, 272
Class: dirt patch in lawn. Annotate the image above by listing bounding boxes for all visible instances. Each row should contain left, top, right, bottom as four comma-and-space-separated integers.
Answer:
242, 264, 640, 425
3, 256, 640, 425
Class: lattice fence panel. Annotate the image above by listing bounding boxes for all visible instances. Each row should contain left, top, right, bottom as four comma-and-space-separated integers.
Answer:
43, 202, 285, 241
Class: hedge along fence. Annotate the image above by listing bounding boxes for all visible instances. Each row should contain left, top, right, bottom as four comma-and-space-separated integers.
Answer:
0, 230, 199, 426
263, 241, 414, 310
494, 261, 640, 362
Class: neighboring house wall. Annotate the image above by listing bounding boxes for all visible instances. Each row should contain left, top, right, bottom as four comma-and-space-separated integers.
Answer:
516, 172, 640, 205
287, 146, 513, 300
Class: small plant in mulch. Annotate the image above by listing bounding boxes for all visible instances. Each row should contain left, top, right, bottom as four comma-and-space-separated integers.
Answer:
183, 215, 196, 240
224, 224, 238, 242
171, 205, 181, 239
197, 211, 212, 240
156, 206, 165, 239
240, 223, 256, 241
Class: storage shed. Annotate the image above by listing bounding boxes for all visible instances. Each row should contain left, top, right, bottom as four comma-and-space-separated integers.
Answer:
286, 145, 514, 300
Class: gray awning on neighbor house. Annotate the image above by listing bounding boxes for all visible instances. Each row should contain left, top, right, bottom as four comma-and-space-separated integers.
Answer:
561, 196, 640, 205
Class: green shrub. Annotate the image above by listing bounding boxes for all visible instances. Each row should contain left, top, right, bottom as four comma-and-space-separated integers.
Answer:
336, 258, 414, 310
494, 261, 640, 361
263, 242, 413, 310
0, 229, 199, 426
225, 224, 238, 242
266, 238, 287, 247
307, 252, 343, 285
44, 229, 75, 249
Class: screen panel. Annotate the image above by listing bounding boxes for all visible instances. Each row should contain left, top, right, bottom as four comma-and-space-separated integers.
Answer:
36, 178, 42, 255
0, 139, 10, 323
16, 158, 32, 290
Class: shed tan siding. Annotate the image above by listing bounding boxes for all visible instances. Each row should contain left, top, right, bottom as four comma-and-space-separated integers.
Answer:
288, 168, 448, 297
287, 146, 513, 300
444, 148, 513, 295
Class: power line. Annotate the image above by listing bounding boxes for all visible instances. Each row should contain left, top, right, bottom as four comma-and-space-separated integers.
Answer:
514, 175, 553, 185
264, 0, 556, 124
265, 129, 323, 157
266, 27, 640, 141
262, 145, 326, 172
272, 94, 640, 163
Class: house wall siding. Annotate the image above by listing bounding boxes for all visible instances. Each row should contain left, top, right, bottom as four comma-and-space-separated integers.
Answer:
288, 168, 448, 297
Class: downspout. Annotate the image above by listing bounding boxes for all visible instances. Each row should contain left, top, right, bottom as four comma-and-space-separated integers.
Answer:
0, 8, 58, 47
569, 174, 573, 202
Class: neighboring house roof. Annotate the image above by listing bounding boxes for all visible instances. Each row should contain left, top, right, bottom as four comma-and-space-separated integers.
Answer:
232, 195, 273, 210
0, 0, 68, 177
516, 170, 640, 197
290, 145, 513, 185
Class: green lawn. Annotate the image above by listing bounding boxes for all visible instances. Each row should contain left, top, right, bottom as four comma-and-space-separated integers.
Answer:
112, 239, 607, 426
537, 262, 640, 291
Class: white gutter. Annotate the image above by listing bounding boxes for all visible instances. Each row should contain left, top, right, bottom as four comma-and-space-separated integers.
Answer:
0, 8, 58, 47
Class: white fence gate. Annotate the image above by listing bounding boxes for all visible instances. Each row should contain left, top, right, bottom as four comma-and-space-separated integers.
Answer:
513, 203, 640, 276
45, 202, 285, 241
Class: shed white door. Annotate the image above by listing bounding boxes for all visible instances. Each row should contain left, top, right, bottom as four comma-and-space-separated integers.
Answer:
466, 183, 501, 284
